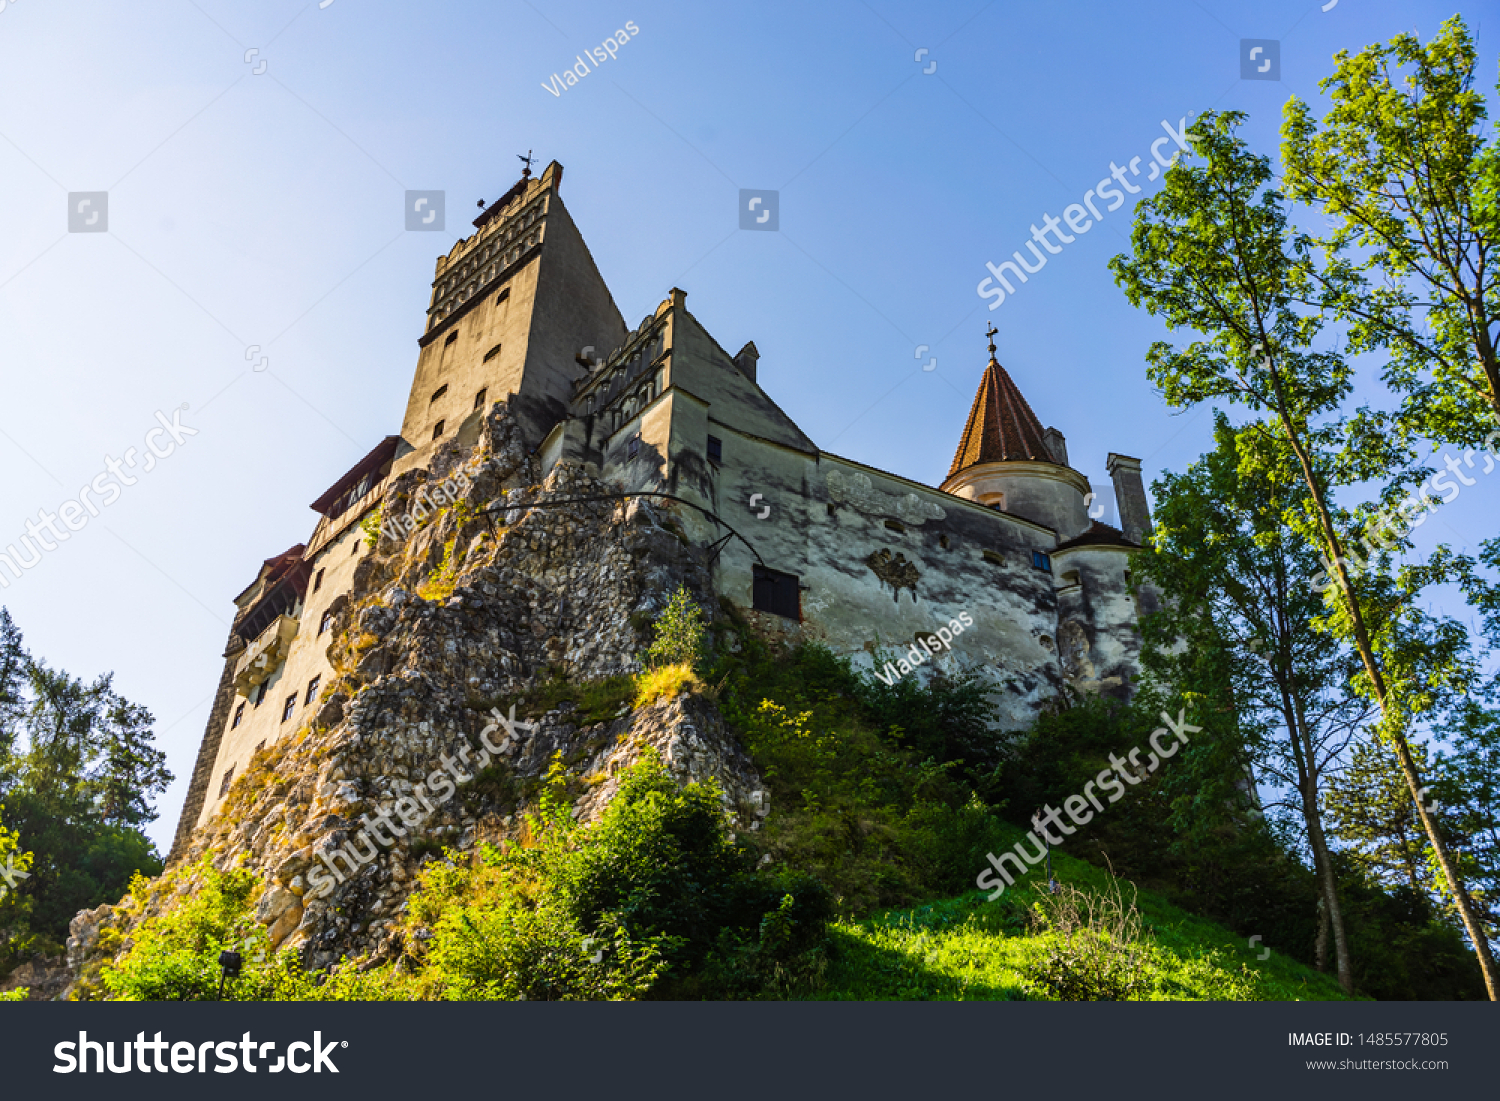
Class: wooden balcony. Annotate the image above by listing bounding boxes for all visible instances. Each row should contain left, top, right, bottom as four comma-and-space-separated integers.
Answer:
232, 614, 300, 697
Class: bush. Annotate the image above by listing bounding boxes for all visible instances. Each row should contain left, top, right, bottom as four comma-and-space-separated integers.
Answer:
417, 539, 460, 602
643, 585, 707, 671
994, 692, 1487, 998
634, 663, 701, 708
1023, 874, 1149, 1001
100, 858, 316, 1001
399, 754, 832, 1000
406, 855, 667, 1001
713, 641, 1012, 913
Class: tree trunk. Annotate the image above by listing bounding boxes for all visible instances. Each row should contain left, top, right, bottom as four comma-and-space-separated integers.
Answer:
1263, 349, 1500, 999
1285, 690, 1354, 994
1315, 894, 1330, 973
1306, 788, 1354, 994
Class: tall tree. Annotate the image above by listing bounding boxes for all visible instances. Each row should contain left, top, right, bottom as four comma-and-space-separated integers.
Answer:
0, 609, 170, 960
91, 697, 171, 830
1325, 736, 1436, 894
1139, 413, 1369, 992
1282, 15, 1500, 445
1109, 110, 1499, 997
1433, 699, 1500, 939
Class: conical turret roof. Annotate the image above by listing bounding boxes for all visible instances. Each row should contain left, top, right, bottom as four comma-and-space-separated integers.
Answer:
948, 355, 1053, 477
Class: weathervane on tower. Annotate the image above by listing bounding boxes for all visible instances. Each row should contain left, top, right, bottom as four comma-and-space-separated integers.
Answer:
518, 149, 536, 178
986, 322, 998, 361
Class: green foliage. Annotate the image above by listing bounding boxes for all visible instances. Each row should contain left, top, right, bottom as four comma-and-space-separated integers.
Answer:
812, 838, 1348, 1002
643, 585, 707, 672
1327, 708, 1500, 970
394, 754, 832, 1000
101, 859, 316, 1001
1282, 15, 1500, 445
715, 639, 1012, 914
1330, 852, 1487, 1001
995, 691, 1485, 999
1024, 885, 1148, 1001
1110, 102, 1496, 990
856, 648, 1000, 782
417, 539, 460, 602
1431, 699, 1500, 941
1325, 737, 1434, 893
0, 608, 168, 975
997, 691, 1306, 942
405, 853, 666, 1001
0, 811, 33, 934
360, 505, 383, 545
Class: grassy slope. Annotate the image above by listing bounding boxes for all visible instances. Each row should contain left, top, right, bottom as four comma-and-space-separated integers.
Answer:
813, 823, 1355, 1001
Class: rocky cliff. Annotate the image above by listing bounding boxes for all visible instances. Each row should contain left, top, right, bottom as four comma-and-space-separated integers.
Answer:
65, 401, 765, 991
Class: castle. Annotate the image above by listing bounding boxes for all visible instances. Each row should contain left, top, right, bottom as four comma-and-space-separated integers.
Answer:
168, 160, 1155, 860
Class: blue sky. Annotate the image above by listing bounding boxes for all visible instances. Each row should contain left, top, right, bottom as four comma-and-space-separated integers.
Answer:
0, 0, 1496, 851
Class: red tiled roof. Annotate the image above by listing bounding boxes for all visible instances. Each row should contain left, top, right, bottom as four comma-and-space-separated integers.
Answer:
948, 358, 1052, 477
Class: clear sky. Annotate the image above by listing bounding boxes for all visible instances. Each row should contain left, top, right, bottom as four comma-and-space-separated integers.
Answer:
1, 0, 1496, 851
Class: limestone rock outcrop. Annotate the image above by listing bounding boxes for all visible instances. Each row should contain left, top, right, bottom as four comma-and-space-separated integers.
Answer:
61, 401, 764, 993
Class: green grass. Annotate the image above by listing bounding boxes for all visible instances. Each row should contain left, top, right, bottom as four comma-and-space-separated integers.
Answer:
811, 822, 1357, 1001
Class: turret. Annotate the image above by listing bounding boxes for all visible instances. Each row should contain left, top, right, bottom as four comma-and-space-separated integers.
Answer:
938, 330, 1091, 540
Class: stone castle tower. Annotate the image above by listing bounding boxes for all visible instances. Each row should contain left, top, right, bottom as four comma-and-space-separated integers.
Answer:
168, 160, 1153, 861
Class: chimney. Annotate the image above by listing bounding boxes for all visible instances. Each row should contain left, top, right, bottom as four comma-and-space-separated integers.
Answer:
1042, 426, 1069, 467
734, 341, 759, 383
1106, 453, 1151, 543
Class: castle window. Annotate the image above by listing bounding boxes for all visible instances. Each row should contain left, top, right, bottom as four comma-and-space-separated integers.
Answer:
231, 702, 245, 729
495, 287, 510, 305
707, 435, 722, 463
253, 680, 270, 707
444, 331, 458, 347
884, 519, 906, 534
320, 610, 334, 635
352, 539, 361, 556
433, 420, 445, 440
627, 434, 640, 458
305, 674, 321, 706
219, 765, 235, 798
1032, 551, 1052, 572
939, 534, 950, 549
313, 568, 325, 593
753, 565, 801, 620
430, 384, 448, 403
982, 550, 1006, 566
282, 693, 298, 723
483, 343, 502, 362
474, 388, 487, 411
